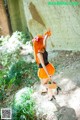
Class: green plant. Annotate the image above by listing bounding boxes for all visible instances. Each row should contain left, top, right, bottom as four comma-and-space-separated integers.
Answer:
0, 69, 7, 101
19, 32, 30, 44
12, 87, 36, 120
12, 31, 31, 44
0, 35, 10, 46
0, 31, 38, 102
7, 59, 39, 86
0, 86, 6, 101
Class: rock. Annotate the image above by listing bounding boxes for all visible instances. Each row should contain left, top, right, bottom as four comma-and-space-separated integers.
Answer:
7, 0, 80, 51
32, 92, 57, 120
32, 51, 80, 120
55, 106, 77, 120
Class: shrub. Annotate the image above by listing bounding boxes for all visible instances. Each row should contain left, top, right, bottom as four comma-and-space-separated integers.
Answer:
0, 31, 38, 101
12, 87, 36, 120
7, 59, 39, 86
0, 59, 39, 101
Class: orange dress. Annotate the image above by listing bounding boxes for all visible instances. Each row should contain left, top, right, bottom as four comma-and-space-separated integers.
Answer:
38, 61, 57, 89
37, 50, 55, 79
38, 62, 55, 79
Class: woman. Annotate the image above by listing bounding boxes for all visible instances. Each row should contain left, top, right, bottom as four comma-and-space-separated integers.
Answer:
32, 30, 61, 100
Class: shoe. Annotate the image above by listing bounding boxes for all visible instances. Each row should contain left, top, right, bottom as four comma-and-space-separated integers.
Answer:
49, 95, 56, 101
57, 86, 61, 95
40, 85, 47, 94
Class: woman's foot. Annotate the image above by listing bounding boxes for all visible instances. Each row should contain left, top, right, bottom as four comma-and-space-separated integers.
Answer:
40, 85, 47, 94
57, 86, 61, 94
48, 95, 56, 101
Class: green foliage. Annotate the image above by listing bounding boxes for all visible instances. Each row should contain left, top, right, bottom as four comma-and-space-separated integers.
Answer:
0, 31, 30, 46
12, 88, 36, 120
0, 31, 38, 102
0, 59, 38, 101
11, 31, 31, 44
0, 35, 10, 46
0, 86, 6, 101
7, 59, 38, 86
0, 69, 7, 101
0, 48, 21, 68
18, 32, 31, 44
0, 48, 22, 101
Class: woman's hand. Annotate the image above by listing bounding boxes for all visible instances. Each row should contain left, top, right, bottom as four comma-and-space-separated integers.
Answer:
44, 30, 51, 37
43, 30, 51, 48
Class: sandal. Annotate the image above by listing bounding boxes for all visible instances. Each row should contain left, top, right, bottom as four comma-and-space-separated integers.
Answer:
57, 86, 61, 95
49, 95, 56, 101
40, 85, 48, 94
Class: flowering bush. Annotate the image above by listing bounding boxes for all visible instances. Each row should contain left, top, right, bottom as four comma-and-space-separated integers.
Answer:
0, 31, 38, 101
12, 87, 36, 120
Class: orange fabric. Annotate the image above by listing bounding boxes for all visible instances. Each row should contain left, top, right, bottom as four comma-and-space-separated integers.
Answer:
38, 63, 55, 79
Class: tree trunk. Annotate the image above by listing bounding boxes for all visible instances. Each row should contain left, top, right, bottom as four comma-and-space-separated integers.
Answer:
0, 0, 10, 36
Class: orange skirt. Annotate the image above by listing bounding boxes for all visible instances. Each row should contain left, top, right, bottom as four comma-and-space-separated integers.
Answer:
38, 63, 55, 79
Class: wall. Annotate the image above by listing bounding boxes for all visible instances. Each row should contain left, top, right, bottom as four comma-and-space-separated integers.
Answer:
8, 0, 80, 51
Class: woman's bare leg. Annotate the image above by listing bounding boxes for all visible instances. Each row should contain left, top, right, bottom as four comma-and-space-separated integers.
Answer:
40, 78, 49, 93
40, 78, 57, 100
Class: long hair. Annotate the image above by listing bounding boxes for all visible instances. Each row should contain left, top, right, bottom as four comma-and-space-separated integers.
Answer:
32, 35, 44, 64
32, 30, 51, 64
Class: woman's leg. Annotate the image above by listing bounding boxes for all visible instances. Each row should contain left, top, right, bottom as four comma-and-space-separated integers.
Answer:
47, 83, 57, 100
40, 78, 57, 100
40, 78, 49, 93
51, 75, 62, 95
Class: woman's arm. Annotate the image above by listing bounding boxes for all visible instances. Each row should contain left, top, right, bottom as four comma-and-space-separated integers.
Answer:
43, 30, 51, 48
37, 52, 51, 79
43, 35, 48, 48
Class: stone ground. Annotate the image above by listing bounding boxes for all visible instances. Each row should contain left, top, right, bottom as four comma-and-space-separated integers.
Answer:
0, 50, 80, 120
32, 51, 80, 120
